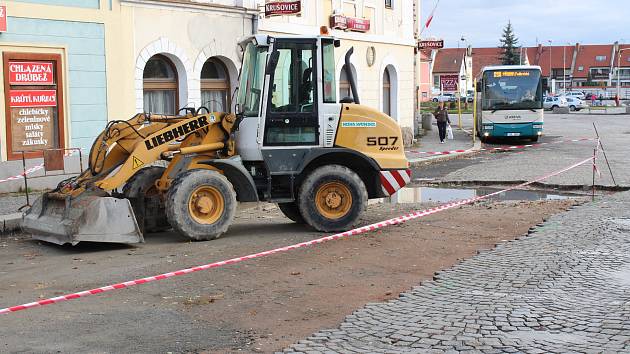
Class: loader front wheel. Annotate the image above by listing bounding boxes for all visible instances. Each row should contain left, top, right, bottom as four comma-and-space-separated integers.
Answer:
166, 169, 236, 241
123, 166, 170, 233
298, 165, 367, 232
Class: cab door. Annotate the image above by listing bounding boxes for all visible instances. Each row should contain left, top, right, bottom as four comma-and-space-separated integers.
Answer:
262, 39, 320, 147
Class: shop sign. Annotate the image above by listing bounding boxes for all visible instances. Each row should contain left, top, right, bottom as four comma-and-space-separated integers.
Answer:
418, 39, 444, 50
0, 5, 6, 33
440, 75, 459, 92
10, 107, 55, 151
265, 1, 301, 17
9, 90, 57, 108
330, 15, 371, 33
8, 61, 54, 85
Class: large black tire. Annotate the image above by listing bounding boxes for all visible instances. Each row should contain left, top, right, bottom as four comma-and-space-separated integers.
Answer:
165, 169, 236, 241
297, 165, 367, 232
123, 166, 170, 233
277, 202, 305, 224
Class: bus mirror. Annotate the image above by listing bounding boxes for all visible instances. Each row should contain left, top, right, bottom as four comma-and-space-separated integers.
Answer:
476, 82, 482, 92
265, 51, 280, 75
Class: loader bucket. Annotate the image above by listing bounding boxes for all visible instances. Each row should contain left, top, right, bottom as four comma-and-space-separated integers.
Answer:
22, 192, 144, 245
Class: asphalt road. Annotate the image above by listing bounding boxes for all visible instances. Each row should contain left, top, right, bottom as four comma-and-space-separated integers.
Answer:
412, 113, 628, 189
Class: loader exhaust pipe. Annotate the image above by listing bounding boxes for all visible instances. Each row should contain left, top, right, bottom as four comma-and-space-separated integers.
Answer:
344, 47, 360, 104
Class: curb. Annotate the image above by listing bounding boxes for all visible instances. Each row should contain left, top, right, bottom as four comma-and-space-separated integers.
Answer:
408, 139, 482, 168
1, 213, 22, 234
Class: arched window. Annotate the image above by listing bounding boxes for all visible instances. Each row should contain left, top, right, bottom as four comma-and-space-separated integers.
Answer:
201, 58, 230, 112
383, 68, 392, 116
143, 55, 178, 114
339, 64, 352, 99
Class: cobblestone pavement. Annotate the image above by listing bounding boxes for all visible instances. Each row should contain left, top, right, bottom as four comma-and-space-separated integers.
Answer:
282, 192, 630, 353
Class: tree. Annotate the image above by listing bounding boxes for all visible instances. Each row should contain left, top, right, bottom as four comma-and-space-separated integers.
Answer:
499, 21, 521, 65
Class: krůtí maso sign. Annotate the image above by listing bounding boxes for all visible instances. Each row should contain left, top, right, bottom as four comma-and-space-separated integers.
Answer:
265, 1, 301, 17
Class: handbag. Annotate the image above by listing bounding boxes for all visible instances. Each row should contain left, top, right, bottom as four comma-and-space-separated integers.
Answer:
446, 125, 454, 140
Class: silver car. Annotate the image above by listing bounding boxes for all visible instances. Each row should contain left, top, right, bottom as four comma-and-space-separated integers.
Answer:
565, 97, 587, 111
543, 96, 568, 110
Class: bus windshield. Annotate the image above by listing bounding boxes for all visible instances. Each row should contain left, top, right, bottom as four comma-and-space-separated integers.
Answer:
236, 41, 268, 117
482, 69, 542, 111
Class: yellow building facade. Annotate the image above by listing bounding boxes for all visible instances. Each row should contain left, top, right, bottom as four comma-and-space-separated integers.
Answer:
257, 0, 418, 131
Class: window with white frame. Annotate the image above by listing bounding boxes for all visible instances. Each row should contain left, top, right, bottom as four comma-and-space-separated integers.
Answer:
595, 55, 606, 62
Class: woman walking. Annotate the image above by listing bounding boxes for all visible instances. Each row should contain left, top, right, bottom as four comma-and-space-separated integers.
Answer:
433, 103, 451, 144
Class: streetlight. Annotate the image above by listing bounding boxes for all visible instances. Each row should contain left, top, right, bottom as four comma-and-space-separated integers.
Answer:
547, 40, 552, 94
617, 47, 630, 103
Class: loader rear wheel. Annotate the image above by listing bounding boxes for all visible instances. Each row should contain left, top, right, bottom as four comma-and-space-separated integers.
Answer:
277, 202, 305, 224
166, 169, 236, 241
123, 166, 170, 233
298, 165, 367, 232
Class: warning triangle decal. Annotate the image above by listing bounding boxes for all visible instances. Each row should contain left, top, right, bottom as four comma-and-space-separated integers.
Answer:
132, 156, 144, 170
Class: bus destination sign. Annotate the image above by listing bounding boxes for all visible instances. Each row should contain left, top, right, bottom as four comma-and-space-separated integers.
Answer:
493, 71, 531, 78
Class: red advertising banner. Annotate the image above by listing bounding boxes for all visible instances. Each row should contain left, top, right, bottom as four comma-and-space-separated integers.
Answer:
9, 90, 57, 108
8, 61, 54, 85
440, 75, 459, 92
0, 5, 6, 33
265, 1, 301, 17
330, 15, 371, 33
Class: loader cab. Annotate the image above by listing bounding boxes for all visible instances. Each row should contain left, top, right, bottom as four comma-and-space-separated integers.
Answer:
234, 35, 343, 164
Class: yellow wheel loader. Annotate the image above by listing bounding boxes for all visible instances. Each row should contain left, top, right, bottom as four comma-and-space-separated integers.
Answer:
22, 35, 410, 245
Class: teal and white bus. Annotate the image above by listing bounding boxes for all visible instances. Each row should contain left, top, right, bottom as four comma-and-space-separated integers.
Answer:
476, 65, 544, 142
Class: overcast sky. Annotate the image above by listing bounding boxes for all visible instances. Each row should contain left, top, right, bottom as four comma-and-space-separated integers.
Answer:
420, 0, 630, 48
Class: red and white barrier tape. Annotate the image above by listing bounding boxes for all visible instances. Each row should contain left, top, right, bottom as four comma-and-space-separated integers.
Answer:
0, 156, 595, 315
407, 137, 595, 156
0, 149, 82, 184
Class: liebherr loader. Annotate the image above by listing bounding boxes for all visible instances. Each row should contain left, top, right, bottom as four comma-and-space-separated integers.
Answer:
22, 35, 410, 245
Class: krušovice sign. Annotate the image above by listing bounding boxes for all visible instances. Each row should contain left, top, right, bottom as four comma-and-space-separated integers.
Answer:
417, 40, 444, 50
330, 15, 371, 33
265, 1, 301, 17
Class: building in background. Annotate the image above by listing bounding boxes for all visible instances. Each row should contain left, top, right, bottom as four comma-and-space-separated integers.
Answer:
430, 42, 630, 99
256, 0, 418, 131
429, 47, 472, 97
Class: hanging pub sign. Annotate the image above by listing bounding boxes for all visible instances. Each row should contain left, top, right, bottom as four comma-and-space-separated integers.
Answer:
265, 1, 301, 17
8, 61, 54, 85
440, 75, 459, 92
417, 39, 444, 50
330, 15, 371, 33
0, 5, 6, 33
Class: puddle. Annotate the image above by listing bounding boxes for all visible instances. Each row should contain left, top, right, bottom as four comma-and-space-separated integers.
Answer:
380, 186, 579, 204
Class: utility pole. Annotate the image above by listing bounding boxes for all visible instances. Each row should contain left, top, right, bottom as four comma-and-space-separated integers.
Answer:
562, 44, 567, 95
547, 40, 552, 94
617, 48, 630, 102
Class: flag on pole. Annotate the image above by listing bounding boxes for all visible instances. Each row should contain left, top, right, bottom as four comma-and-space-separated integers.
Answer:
420, 0, 440, 35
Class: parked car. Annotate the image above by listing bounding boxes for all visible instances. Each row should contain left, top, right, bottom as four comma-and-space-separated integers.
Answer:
565, 91, 586, 100
432, 93, 456, 102
543, 96, 568, 110
564, 97, 587, 111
